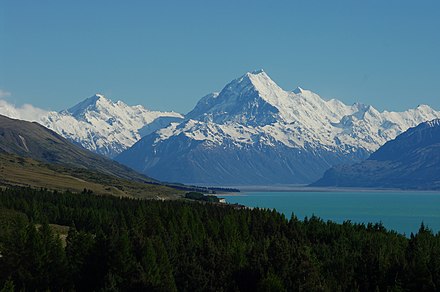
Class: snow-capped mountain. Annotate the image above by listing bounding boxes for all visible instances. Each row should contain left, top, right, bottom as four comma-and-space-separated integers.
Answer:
0, 94, 183, 157
313, 119, 440, 189
116, 70, 440, 185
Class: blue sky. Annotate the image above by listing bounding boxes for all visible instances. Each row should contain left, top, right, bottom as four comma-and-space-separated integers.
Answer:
1, 0, 439, 113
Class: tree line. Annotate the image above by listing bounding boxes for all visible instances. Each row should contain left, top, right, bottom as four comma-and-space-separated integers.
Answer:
0, 187, 439, 291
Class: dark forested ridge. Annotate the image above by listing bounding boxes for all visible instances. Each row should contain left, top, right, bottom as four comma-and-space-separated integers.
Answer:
1, 188, 439, 291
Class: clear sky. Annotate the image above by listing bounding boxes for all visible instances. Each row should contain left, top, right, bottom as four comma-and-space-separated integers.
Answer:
1, 0, 439, 114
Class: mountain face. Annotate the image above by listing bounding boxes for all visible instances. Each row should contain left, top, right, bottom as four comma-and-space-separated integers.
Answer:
0, 114, 154, 183
41, 94, 184, 157
313, 119, 440, 189
0, 94, 183, 158
115, 70, 440, 185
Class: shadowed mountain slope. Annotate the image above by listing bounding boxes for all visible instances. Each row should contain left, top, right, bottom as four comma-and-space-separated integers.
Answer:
312, 119, 440, 189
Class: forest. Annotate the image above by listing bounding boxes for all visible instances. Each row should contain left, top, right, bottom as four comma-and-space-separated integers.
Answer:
0, 187, 439, 291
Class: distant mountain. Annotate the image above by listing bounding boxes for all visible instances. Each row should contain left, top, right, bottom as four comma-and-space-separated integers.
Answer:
116, 70, 440, 185
43, 94, 184, 157
312, 119, 440, 189
0, 114, 155, 183
0, 94, 183, 157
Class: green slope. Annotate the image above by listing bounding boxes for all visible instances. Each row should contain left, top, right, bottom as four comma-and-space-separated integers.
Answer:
0, 115, 153, 183
0, 115, 182, 198
0, 153, 181, 198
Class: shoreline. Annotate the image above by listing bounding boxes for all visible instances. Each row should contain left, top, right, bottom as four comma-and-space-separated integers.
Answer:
216, 185, 440, 195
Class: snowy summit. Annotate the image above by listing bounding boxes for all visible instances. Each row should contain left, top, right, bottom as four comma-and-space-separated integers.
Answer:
40, 94, 184, 157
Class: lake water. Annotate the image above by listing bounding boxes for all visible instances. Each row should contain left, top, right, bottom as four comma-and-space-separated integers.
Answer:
221, 191, 440, 236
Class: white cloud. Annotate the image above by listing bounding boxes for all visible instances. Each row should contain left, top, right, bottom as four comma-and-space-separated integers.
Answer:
0, 99, 49, 122
0, 89, 12, 98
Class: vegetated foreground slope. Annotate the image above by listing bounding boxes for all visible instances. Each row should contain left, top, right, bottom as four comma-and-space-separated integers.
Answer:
0, 153, 180, 198
313, 119, 440, 189
0, 114, 180, 198
0, 114, 153, 182
116, 70, 440, 185
0, 187, 438, 291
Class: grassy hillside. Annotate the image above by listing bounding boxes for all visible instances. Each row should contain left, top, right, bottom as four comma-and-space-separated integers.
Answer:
0, 115, 155, 183
0, 115, 185, 198
0, 115, 231, 198
0, 153, 181, 199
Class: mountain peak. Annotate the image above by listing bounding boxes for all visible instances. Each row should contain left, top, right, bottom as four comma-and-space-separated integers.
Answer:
416, 104, 434, 112
87, 93, 107, 103
94, 93, 106, 99
218, 70, 280, 99
248, 69, 265, 75
67, 94, 109, 115
66, 94, 116, 117
185, 70, 283, 125
293, 86, 304, 94
237, 70, 284, 97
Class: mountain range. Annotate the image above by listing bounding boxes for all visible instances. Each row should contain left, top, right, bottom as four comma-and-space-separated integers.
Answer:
312, 119, 440, 189
1, 70, 439, 185
115, 70, 440, 185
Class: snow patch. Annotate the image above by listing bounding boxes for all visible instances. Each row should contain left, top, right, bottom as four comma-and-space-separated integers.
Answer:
427, 119, 440, 127
18, 135, 29, 152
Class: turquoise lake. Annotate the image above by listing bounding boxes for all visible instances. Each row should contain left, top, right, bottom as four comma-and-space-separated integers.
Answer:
221, 191, 440, 236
